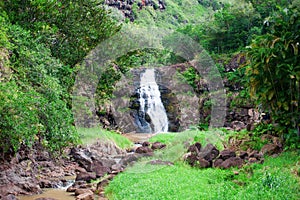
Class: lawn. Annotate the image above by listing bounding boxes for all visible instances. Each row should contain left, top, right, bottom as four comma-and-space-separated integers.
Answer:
105, 131, 300, 200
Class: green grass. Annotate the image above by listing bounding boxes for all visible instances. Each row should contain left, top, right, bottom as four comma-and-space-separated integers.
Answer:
149, 129, 225, 150
105, 148, 300, 199
77, 127, 133, 149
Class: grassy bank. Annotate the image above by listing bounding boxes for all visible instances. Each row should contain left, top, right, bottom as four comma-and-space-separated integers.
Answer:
105, 131, 300, 200
77, 127, 133, 149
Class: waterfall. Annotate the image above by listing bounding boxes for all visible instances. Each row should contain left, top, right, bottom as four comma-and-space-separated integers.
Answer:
136, 68, 168, 133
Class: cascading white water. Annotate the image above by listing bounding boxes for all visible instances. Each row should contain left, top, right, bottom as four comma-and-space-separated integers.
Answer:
137, 68, 168, 133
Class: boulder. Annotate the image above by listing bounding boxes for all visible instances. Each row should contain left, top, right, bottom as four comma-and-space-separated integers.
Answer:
119, 154, 142, 167
66, 186, 76, 192
90, 161, 111, 178
198, 143, 219, 162
75, 172, 96, 182
219, 149, 236, 160
151, 142, 166, 150
70, 148, 93, 170
196, 158, 210, 168
213, 159, 224, 168
220, 157, 244, 169
260, 144, 282, 156
187, 142, 201, 155
185, 153, 198, 167
39, 179, 55, 188
142, 141, 150, 147
75, 189, 93, 196
75, 190, 94, 200
135, 146, 153, 155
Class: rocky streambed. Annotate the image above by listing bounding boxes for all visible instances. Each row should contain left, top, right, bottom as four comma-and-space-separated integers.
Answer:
0, 136, 167, 200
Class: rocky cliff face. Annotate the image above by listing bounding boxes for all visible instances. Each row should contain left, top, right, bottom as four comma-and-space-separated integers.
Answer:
104, 0, 166, 21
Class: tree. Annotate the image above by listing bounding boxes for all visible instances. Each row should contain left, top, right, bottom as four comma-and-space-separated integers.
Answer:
246, 3, 300, 147
3, 0, 120, 66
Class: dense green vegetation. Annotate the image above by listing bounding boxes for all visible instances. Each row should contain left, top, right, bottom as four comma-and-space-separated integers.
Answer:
0, 0, 299, 157
0, 0, 119, 157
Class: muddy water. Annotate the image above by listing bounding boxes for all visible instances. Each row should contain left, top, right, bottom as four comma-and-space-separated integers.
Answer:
18, 188, 75, 200
18, 176, 76, 200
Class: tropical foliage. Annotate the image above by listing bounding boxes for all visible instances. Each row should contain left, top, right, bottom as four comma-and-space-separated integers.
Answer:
0, 0, 119, 156
246, 2, 300, 147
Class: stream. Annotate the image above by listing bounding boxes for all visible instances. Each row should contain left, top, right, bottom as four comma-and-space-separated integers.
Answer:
18, 188, 75, 200
18, 177, 76, 200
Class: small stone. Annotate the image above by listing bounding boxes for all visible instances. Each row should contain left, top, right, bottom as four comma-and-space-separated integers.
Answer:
142, 141, 150, 147
66, 186, 76, 192
75, 189, 93, 196
248, 157, 257, 163
233, 171, 239, 175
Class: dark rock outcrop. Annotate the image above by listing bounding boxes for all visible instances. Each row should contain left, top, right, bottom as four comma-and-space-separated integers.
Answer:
185, 142, 267, 169
104, 1, 166, 22
184, 143, 219, 168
